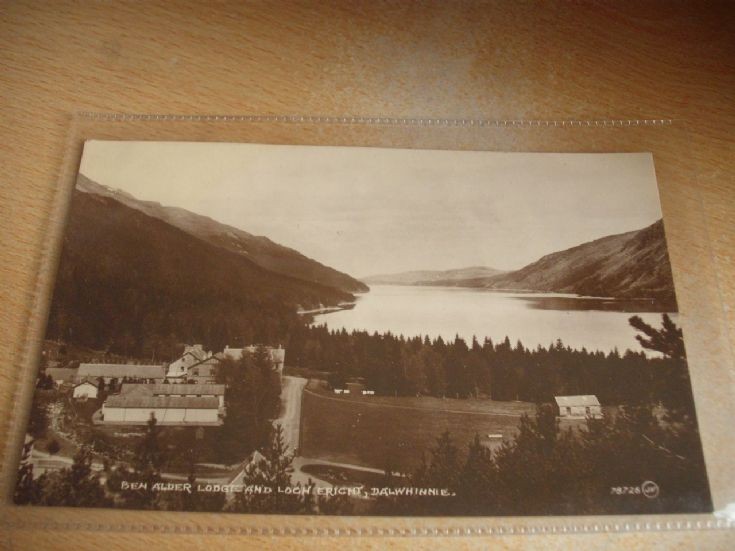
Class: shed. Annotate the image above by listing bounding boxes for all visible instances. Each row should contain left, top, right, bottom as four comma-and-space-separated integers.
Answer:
346, 381, 366, 395
45, 367, 78, 387
554, 395, 602, 419
73, 380, 99, 400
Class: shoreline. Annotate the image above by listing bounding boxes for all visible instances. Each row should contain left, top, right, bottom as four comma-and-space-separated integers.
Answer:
298, 301, 357, 316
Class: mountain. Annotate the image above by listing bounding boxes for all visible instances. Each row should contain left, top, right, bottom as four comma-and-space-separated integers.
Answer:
363, 266, 506, 285
436, 220, 676, 304
46, 189, 354, 356
76, 174, 368, 294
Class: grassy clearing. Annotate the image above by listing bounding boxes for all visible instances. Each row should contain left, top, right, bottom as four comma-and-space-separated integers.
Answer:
300, 383, 535, 473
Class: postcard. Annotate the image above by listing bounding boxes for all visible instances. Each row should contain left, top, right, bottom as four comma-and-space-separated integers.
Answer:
13, 142, 711, 516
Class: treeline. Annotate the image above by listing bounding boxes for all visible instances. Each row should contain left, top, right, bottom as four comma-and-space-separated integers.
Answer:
372, 402, 711, 516
15, 419, 348, 514
372, 314, 710, 516
286, 315, 695, 410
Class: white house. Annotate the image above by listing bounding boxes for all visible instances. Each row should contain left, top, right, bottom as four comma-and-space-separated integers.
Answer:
165, 344, 215, 380
73, 380, 99, 400
101, 395, 221, 426
554, 395, 603, 419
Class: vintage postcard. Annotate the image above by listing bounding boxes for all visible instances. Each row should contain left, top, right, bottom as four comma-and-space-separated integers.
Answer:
13, 142, 711, 516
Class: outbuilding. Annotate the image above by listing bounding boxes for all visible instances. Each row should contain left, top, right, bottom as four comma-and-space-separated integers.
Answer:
77, 363, 166, 384
121, 383, 226, 409
101, 395, 221, 426
73, 380, 99, 400
554, 395, 603, 419
45, 367, 78, 387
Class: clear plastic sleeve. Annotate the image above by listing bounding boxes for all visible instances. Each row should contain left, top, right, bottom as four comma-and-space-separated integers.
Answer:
0, 113, 732, 536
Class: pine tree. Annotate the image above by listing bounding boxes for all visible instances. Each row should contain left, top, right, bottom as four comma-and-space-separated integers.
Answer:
629, 314, 685, 360
37, 445, 109, 507
13, 438, 40, 504
456, 434, 496, 514
629, 314, 695, 419
27, 394, 49, 439
230, 424, 306, 513
110, 415, 166, 509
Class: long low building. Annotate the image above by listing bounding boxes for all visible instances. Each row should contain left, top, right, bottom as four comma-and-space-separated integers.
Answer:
121, 383, 226, 409
78, 363, 166, 383
101, 395, 221, 425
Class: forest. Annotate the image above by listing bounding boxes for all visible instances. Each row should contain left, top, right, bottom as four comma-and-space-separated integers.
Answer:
286, 314, 697, 413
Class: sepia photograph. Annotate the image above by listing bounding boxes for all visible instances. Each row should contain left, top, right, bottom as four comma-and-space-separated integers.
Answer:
14, 142, 712, 516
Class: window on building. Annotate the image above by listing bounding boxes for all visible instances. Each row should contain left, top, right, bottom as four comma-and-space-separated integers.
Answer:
566, 407, 571, 415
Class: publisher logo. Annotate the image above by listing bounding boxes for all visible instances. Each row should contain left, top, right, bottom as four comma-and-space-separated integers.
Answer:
641, 481, 660, 499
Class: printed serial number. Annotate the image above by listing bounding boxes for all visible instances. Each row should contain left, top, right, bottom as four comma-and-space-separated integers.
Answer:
610, 481, 660, 499
610, 486, 641, 495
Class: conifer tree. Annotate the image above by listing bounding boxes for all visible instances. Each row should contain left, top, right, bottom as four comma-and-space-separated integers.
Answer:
108, 415, 166, 509
230, 424, 305, 513
13, 438, 40, 505
37, 446, 109, 507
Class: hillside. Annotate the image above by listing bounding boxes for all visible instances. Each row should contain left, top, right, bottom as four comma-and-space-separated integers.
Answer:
46, 190, 354, 357
440, 220, 677, 304
77, 174, 368, 294
363, 266, 505, 285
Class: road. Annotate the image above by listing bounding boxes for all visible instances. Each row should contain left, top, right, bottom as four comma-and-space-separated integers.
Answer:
230, 375, 386, 488
277, 375, 307, 454
230, 375, 311, 487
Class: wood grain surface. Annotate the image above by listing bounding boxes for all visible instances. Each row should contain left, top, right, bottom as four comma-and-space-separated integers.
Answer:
1, 1, 733, 549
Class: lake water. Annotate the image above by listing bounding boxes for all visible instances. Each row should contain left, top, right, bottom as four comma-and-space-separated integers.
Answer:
311, 285, 675, 355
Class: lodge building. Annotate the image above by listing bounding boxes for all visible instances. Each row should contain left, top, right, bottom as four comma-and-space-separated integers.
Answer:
51, 342, 284, 427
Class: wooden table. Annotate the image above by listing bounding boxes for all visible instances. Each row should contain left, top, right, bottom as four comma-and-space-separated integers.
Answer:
1, 2, 733, 549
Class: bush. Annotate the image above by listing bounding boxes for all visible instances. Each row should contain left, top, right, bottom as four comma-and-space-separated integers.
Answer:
47, 439, 61, 455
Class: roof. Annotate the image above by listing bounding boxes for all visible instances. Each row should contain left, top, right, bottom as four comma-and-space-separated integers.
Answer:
78, 363, 165, 379
183, 344, 210, 361
221, 345, 285, 363
554, 395, 601, 407
104, 395, 219, 409
74, 380, 98, 388
45, 367, 77, 381
121, 383, 225, 396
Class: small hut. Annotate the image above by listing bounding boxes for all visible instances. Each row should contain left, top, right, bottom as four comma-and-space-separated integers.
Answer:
554, 395, 602, 419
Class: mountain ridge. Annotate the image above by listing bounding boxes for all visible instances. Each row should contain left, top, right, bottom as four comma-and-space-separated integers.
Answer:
47, 189, 354, 355
427, 220, 676, 305
76, 174, 368, 294
363, 266, 506, 285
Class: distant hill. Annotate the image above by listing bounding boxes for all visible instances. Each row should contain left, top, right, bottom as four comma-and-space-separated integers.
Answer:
363, 266, 506, 285
77, 174, 368, 294
46, 190, 354, 356
436, 220, 677, 304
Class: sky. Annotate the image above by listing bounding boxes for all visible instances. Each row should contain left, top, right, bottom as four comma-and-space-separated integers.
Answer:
79, 141, 663, 277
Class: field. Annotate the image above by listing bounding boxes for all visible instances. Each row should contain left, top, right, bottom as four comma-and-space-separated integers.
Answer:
300, 382, 537, 473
